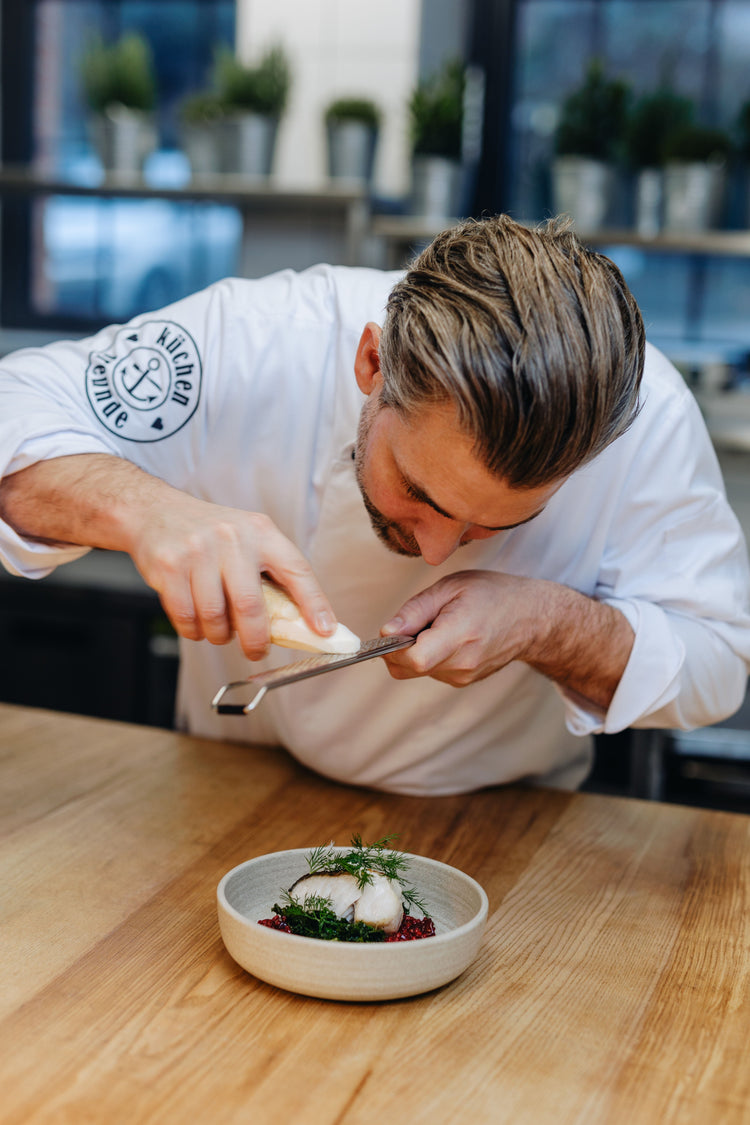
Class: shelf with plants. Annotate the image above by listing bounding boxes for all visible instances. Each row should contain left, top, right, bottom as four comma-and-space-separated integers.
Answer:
371, 63, 750, 264
0, 163, 367, 206
574, 228, 750, 256
370, 214, 750, 267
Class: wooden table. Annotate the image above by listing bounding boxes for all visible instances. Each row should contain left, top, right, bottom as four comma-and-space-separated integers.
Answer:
2, 703, 750, 1124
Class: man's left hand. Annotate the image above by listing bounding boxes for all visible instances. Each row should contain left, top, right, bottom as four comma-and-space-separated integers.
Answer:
380, 570, 634, 711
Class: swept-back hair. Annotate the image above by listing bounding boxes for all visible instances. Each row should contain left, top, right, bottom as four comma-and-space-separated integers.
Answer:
378, 214, 645, 487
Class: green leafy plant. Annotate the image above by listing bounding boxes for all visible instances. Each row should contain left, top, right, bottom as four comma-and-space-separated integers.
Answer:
80, 32, 156, 114
624, 88, 694, 169
214, 45, 291, 117
409, 59, 465, 159
663, 122, 732, 163
178, 90, 226, 126
554, 59, 630, 162
325, 97, 381, 130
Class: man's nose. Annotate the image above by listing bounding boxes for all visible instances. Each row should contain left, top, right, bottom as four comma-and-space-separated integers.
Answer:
413, 517, 468, 566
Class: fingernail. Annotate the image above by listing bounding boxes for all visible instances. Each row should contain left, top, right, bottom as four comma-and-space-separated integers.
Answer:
316, 612, 335, 634
382, 616, 403, 635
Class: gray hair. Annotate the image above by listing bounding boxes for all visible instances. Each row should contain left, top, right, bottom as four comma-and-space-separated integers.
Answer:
378, 213, 645, 488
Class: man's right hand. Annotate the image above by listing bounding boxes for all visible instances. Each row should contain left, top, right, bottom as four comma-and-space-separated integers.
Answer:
0, 453, 337, 660
131, 496, 338, 659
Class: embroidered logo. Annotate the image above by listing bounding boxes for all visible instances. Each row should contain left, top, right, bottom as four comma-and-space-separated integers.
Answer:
85, 320, 202, 442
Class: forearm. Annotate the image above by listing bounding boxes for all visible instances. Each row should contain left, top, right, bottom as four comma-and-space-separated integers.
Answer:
0, 452, 338, 659
0, 453, 183, 553
523, 581, 634, 713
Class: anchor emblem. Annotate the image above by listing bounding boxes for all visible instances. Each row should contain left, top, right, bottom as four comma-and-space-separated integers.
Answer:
113, 348, 170, 410
86, 319, 201, 443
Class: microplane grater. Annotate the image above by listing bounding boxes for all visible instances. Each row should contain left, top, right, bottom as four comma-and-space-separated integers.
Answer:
211, 635, 415, 715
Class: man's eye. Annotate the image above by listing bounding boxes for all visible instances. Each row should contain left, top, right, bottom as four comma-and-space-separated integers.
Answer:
404, 482, 424, 502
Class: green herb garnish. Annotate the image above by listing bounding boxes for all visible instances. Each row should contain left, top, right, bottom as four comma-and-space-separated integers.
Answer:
271, 899, 388, 942
305, 834, 427, 914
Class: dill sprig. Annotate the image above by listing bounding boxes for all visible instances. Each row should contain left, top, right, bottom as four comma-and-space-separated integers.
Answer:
305, 834, 428, 914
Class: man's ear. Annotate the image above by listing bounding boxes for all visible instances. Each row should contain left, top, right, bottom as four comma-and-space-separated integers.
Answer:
354, 322, 383, 395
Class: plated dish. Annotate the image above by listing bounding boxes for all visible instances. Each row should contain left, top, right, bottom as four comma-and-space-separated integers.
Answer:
258, 835, 435, 941
217, 845, 489, 1001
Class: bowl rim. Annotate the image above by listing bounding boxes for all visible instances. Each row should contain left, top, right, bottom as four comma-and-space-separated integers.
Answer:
217, 846, 489, 953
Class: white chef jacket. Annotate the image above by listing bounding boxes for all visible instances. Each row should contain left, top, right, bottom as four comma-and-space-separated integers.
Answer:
1, 264, 749, 796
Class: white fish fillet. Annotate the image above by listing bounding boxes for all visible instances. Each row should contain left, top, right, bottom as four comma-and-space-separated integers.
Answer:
288, 872, 361, 919
353, 873, 404, 934
261, 577, 360, 654
289, 870, 404, 933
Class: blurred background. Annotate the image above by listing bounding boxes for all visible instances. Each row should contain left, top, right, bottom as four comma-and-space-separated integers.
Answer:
1, 0, 750, 810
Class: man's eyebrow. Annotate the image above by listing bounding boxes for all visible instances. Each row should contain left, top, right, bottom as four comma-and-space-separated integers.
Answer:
401, 472, 546, 531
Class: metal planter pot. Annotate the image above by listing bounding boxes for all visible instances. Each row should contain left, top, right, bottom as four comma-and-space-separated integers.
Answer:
220, 113, 279, 177
551, 155, 614, 231
663, 161, 726, 231
326, 121, 377, 184
89, 105, 157, 174
410, 156, 463, 219
180, 123, 223, 176
634, 168, 663, 236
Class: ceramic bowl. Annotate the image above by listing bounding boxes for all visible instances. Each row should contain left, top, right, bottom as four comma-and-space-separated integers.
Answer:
217, 847, 488, 1001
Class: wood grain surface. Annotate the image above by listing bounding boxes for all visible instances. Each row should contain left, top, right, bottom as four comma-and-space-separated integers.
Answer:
1, 702, 749, 1124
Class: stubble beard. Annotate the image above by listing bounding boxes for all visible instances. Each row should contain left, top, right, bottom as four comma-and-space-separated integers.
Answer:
353, 401, 421, 558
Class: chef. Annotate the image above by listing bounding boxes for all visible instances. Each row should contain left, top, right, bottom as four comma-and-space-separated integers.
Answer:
0, 213, 748, 795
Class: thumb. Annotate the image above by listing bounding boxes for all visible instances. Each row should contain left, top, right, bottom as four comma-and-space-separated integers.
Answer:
381, 583, 452, 637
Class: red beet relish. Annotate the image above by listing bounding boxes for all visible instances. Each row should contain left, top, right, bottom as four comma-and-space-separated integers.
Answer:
258, 912, 436, 941
385, 914, 436, 941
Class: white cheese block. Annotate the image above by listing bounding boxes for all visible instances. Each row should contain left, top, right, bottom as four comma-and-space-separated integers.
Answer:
261, 578, 361, 654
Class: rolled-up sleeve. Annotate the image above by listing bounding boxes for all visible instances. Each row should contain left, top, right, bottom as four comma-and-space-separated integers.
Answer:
0, 340, 121, 576
558, 350, 750, 735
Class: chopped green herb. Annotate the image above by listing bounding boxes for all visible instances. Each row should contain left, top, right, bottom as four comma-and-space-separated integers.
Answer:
271, 900, 387, 942
305, 834, 427, 914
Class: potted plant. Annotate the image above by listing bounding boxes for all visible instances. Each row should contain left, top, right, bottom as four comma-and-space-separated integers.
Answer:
79, 32, 158, 174
214, 45, 292, 176
624, 87, 693, 234
324, 97, 381, 185
662, 121, 732, 231
178, 90, 226, 176
552, 59, 630, 230
408, 58, 465, 218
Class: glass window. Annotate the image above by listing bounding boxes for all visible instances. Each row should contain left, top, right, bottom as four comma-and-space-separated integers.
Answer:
2, 0, 240, 329
33, 0, 236, 162
701, 257, 750, 346
35, 178, 242, 323
506, 0, 750, 362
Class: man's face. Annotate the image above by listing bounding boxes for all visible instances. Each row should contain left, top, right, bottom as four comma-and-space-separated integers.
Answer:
354, 390, 563, 567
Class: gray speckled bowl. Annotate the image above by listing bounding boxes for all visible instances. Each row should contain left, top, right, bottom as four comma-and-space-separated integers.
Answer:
217, 847, 488, 1001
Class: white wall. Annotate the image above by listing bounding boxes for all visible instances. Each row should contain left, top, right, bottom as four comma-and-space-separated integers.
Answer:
236, 0, 422, 197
